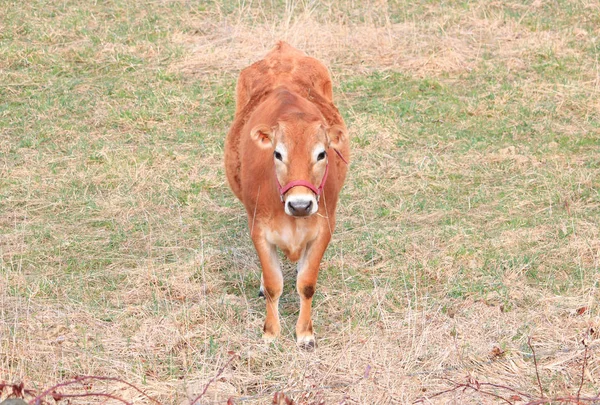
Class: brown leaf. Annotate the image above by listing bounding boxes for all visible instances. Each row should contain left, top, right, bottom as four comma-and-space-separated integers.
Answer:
577, 306, 587, 315
51, 390, 63, 401
490, 346, 505, 358
272, 392, 294, 405
564, 198, 571, 215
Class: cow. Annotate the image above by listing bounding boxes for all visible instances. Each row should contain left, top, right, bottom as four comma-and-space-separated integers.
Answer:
224, 41, 350, 349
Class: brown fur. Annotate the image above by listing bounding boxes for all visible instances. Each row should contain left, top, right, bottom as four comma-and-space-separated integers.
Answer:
224, 41, 350, 347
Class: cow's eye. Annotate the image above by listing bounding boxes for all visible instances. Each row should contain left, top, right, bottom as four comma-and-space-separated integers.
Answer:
274, 151, 283, 161
317, 151, 326, 161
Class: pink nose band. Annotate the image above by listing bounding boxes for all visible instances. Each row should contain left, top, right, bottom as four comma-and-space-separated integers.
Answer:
276, 162, 328, 202
275, 148, 347, 203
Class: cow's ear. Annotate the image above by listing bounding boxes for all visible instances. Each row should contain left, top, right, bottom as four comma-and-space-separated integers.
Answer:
326, 124, 347, 149
250, 125, 274, 149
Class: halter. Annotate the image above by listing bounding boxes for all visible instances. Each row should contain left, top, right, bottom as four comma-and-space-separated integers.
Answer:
275, 149, 348, 203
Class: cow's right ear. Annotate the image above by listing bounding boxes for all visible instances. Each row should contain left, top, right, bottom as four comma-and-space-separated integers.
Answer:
250, 125, 275, 149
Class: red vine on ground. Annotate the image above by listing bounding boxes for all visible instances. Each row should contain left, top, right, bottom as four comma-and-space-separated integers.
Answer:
2, 340, 597, 405
0, 354, 239, 405
415, 337, 599, 405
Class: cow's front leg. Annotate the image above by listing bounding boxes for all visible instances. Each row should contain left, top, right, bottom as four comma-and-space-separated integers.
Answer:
295, 234, 330, 350
252, 237, 283, 343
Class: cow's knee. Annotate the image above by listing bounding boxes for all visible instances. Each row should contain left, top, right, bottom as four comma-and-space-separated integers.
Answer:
301, 285, 315, 299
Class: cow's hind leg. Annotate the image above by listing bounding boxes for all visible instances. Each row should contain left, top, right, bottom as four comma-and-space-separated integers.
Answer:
296, 234, 330, 350
252, 238, 283, 342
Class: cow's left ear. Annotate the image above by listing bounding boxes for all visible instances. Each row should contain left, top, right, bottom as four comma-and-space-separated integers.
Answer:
326, 124, 347, 149
250, 124, 275, 149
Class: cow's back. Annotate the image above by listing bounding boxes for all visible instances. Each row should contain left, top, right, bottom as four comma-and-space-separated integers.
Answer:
236, 41, 333, 111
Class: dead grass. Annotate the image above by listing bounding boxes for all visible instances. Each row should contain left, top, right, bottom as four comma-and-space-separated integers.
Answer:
173, 1, 600, 82
2, 0, 600, 404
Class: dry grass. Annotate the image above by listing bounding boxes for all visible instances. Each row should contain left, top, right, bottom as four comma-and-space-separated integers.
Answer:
173, 0, 600, 81
2, 0, 600, 404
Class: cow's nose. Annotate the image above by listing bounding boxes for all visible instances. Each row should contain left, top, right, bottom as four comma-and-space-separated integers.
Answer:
287, 199, 313, 217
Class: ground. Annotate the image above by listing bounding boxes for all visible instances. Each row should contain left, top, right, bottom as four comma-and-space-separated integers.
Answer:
1, 1, 599, 404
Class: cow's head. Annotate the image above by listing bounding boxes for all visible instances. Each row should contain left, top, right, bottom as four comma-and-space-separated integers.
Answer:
251, 118, 346, 217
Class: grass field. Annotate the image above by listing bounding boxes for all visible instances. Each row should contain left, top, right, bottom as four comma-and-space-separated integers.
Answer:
1, 0, 599, 403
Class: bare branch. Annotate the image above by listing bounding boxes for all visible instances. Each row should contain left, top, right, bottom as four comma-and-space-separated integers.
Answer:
577, 340, 589, 401
528, 337, 544, 399
29, 375, 162, 405
189, 354, 239, 405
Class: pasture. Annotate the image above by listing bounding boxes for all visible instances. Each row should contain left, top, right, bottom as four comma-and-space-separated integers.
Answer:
1, 0, 599, 403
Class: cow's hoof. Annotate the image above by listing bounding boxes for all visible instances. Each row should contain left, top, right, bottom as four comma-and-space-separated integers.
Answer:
262, 332, 277, 344
262, 322, 280, 344
297, 335, 316, 351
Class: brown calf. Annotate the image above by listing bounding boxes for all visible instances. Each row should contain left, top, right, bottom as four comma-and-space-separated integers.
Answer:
224, 42, 350, 349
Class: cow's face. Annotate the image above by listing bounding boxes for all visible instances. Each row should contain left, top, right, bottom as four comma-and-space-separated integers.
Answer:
251, 119, 345, 217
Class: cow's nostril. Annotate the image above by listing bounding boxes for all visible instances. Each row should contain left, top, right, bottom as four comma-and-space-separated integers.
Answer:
305, 200, 313, 212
